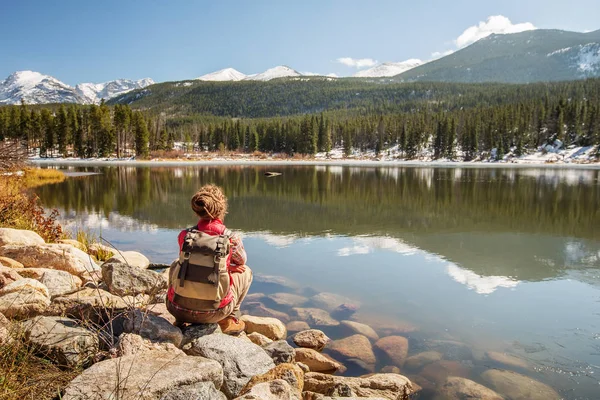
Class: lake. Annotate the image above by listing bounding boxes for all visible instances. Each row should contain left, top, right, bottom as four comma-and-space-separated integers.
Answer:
35, 163, 600, 399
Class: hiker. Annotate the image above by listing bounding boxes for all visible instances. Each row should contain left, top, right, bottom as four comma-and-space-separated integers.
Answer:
166, 184, 252, 334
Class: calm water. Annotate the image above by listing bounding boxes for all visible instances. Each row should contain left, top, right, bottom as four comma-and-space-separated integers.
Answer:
36, 164, 600, 399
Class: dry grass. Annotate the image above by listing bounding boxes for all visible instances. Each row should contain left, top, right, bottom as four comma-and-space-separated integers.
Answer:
21, 168, 66, 189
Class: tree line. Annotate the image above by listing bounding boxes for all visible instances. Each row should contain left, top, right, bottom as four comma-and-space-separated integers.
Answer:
0, 79, 599, 160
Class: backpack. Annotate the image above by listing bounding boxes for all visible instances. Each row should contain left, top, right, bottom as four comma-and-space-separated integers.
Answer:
169, 227, 232, 311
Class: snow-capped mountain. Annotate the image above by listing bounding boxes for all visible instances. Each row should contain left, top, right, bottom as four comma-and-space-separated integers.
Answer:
75, 78, 154, 104
0, 71, 154, 105
354, 59, 424, 78
244, 66, 302, 81
0, 71, 81, 105
546, 42, 600, 76
197, 68, 247, 81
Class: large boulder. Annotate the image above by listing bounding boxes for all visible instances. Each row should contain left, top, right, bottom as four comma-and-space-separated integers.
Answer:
268, 292, 308, 307
183, 332, 275, 398
0, 256, 24, 269
244, 302, 291, 323
105, 251, 150, 269
122, 309, 183, 347
235, 380, 296, 400
310, 292, 357, 313
22, 316, 98, 368
48, 287, 128, 320
181, 323, 221, 345
291, 308, 339, 327
327, 334, 376, 367
241, 363, 304, 396
101, 261, 167, 297
0, 287, 50, 319
340, 320, 379, 342
247, 332, 273, 347
437, 377, 503, 400
0, 265, 23, 288
62, 351, 223, 400
303, 373, 415, 400
481, 369, 560, 400
421, 360, 470, 385
0, 278, 49, 298
374, 336, 409, 367
161, 382, 226, 400
19, 268, 82, 298
404, 351, 443, 371
58, 239, 87, 252
0, 228, 44, 247
287, 320, 310, 332
485, 351, 530, 369
293, 329, 330, 351
264, 340, 296, 364
295, 348, 345, 374
241, 315, 287, 340
0, 244, 99, 277
116, 333, 184, 356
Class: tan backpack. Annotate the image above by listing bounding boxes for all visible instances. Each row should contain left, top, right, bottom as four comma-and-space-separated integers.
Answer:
169, 228, 232, 311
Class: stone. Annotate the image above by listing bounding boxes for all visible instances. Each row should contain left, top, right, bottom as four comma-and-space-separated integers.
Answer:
404, 351, 443, 371
374, 336, 409, 367
19, 268, 82, 298
327, 334, 376, 366
0, 288, 50, 319
486, 351, 529, 369
296, 362, 310, 373
0, 244, 99, 278
344, 358, 375, 374
380, 366, 401, 373
253, 274, 298, 292
248, 331, 273, 347
101, 261, 167, 296
62, 351, 223, 400
424, 339, 473, 361
242, 315, 287, 340
183, 332, 275, 398
0, 278, 49, 298
264, 340, 296, 364
122, 309, 183, 347
295, 348, 345, 374
105, 251, 150, 269
310, 292, 357, 312
292, 308, 339, 327
356, 316, 418, 336
340, 320, 379, 341
146, 302, 176, 324
241, 363, 304, 395
481, 369, 560, 400
421, 360, 470, 385
116, 333, 184, 356
438, 377, 503, 400
161, 382, 226, 400
22, 316, 99, 368
49, 287, 128, 320
0, 312, 13, 345
0, 256, 24, 269
87, 243, 115, 260
293, 329, 330, 351
303, 373, 415, 399
235, 379, 296, 400
269, 292, 308, 307
181, 323, 222, 345
0, 228, 44, 247
0, 265, 23, 288
287, 320, 310, 332
245, 292, 266, 302
244, 302, 291, 323
330, 303, 360, 320
58, 239, 87, 252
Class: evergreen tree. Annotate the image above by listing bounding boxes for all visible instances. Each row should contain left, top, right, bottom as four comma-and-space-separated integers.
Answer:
55, 104, 69, 157
133, 112, 149, 158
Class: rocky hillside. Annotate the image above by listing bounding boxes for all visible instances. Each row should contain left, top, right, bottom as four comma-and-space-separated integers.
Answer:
0, 227, 561, 399
394, 29, 600, 83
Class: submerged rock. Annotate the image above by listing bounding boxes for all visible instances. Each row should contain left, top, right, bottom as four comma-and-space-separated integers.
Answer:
421, 360, 471, 385
287, 320, 310, 332
62, 351, 223, 400
374, 336, 409, 367
269, 292, 308, 307
242, 315, 287, 340
437, 376, 503, 400
293, 329, 330, 351
310, 292, 357, 313
183, 332, 275, 398
340, 320, 379, 342
292, 308, 339, 327
22, 316, 98, 368
485, 351, 529, 369
481, 369, 560, 400
327, 334, 376, 367
244, 302, 291, 323
404, 351, 443, 371
303, 372, 415, 399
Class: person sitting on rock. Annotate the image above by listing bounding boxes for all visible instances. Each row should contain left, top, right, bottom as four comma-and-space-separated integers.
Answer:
166, 184, 252, 335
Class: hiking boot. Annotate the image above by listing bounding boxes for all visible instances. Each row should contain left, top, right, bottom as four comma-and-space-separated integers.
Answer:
218, 316, 245, 335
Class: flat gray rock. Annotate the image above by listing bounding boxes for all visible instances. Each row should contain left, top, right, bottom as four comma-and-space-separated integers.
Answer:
123, 309, 183, 347
102, 261, 167, 297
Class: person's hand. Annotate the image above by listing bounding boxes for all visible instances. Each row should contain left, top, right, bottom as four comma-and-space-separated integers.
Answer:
228, 265, 246, 273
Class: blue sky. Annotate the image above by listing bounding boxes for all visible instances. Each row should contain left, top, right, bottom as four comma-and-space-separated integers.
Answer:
1, 0, 599, 84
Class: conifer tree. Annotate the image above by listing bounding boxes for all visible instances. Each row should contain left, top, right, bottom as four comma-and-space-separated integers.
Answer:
55, 105, 69, 157
133, 112, 149, 158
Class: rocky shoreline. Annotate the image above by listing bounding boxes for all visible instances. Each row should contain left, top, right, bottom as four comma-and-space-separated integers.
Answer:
0, 227, 561, 399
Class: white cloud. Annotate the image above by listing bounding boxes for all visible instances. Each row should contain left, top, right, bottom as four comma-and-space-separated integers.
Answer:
336, 57, 378, 69
338, 236, 419, 257
446, 264, 519, 294
455, 15, 536, 48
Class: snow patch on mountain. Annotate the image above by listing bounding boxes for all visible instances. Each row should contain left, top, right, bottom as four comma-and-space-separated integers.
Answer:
197, 68, 247, 81
244, 66, 302, 81
0, 71, 154, 105
575, 43, 600, 73
353, 59, 424, 78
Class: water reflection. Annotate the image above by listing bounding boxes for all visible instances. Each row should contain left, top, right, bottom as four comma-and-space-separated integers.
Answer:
36, 164, 600, 399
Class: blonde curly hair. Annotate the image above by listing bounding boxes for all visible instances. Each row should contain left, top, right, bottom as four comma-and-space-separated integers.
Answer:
190, 184, 228, 221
